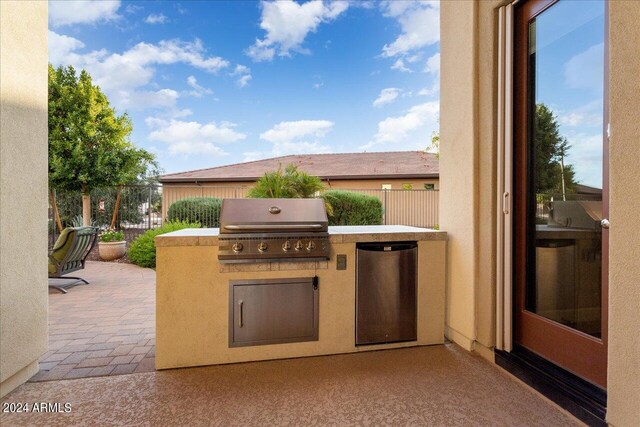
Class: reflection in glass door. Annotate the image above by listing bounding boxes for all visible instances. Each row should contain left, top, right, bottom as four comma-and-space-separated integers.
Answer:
514, 0, 607, 388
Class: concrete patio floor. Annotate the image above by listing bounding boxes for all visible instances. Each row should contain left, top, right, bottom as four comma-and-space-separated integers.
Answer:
1, 345, 580, 426
33, 261, 156, 381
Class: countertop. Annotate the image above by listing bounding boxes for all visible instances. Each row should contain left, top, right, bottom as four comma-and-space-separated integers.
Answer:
155, 225, 446, 247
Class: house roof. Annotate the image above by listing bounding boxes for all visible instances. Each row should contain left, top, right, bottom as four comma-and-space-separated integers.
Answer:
159, 151, 439, 183
575, 184, 602, 195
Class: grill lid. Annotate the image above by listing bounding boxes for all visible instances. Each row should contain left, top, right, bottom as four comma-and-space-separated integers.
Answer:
219, 198, 328, 234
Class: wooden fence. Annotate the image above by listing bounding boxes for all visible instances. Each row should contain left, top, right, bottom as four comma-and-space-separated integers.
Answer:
161, 185, 439, 228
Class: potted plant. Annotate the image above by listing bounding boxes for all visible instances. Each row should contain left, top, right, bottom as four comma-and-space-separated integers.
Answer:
98, 229, 126, 261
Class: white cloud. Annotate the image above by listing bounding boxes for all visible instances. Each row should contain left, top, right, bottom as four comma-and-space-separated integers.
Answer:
251, 119, 334, 159
125, 4, 143, 14
564, 43, 604, 90
237, 75, 252, 87
49, 0, 121, 27
145, 13, 168, 24
381, 1, 440, 58
48, 32, 229, 110
424, 52, 440, 75
373, 88, 401, 107
121, 89, 179, 110
363, 101, 439, 149
231, 64, 252, 87
48, 31, 85, 65
564, 132, 603, 188
557, 100, 603, 128
418, 81, 439, 97
186, 75, 213, 97
243, 151, 265, 162
313, 82, 324, 89
146, 117, 246, 156
261, 120, 333, 143
246, 0, 349, 62
233, 64, 250, 75
391, 58, 412, 73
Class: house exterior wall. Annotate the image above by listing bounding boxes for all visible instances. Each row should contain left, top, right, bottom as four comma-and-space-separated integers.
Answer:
0, 0, 48, 397
439, 0, 483, 351
441, 0, 640, 424
606, 2, 640, 424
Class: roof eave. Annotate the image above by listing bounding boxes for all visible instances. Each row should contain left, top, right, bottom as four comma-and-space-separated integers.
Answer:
159, 173, 440, 184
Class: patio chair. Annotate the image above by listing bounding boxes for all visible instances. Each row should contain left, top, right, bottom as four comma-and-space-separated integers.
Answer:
48, 226, 99, 294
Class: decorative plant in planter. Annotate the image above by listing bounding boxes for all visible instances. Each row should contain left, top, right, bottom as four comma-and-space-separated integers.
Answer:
98, 229, 126, 261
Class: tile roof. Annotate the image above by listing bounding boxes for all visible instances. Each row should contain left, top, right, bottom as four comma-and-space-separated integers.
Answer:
159, 151, 439, 183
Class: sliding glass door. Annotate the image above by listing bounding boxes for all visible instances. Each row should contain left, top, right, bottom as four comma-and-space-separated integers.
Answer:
513, 0, 607, 388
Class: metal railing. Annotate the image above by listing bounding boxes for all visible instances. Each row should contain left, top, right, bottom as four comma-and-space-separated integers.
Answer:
49, 184, 440, 247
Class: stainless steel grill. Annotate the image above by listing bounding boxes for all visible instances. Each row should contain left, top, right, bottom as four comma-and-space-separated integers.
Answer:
218, 198, 330, 263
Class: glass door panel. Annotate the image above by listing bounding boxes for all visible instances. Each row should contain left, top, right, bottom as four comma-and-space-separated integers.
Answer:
514, 0, 607, 388
526, 0, 605, 337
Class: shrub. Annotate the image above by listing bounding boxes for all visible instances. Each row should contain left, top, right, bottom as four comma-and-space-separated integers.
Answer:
167, 197, 222, 228
248, 164, 325, 198
128, 220, 200, 268
320, 191, 383, 226
99, 229, 124, 242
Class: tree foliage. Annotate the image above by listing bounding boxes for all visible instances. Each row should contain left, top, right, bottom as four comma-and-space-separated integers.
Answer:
167, 197, 222, 228
48, 64, 156, 193
534, 104, 576, 195
248, 164, 325, 198
320, 191, 383, 226
128, 221, 201, 268
429, 130, 440, 159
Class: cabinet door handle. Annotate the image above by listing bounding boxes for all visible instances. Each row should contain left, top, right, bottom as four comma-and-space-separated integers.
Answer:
238, 300, 244, 328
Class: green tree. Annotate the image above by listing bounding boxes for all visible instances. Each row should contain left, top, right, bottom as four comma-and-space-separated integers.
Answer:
48, 64, 157, 227
428, 129, 440, 159
534, 104, 576, 196
248, 164, 325, 198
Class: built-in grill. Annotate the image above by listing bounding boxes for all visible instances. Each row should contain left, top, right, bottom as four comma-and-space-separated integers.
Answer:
218, 198, 330, 263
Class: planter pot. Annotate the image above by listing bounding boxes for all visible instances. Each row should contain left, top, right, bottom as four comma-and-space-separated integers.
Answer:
98, 241, 126, 261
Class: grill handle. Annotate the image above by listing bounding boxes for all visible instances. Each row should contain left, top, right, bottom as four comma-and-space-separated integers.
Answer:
224, 224, 324, 231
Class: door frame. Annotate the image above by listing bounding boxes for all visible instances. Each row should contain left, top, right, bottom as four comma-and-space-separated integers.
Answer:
512, 0, 608, 389
495, 0, 609, 423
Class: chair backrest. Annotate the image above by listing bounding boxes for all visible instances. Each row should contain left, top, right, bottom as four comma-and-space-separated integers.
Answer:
50, 227, 99, 275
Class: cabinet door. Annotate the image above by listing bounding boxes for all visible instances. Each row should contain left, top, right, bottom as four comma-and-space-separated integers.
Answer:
229, 278, 318, 347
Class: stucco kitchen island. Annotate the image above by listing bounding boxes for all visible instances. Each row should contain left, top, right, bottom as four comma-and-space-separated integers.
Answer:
155, 225, 447, 370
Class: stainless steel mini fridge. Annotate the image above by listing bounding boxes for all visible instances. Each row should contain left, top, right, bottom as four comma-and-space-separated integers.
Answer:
356, 242, 417, 345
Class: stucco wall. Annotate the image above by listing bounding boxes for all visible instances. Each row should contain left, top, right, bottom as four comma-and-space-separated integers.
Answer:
0, 1, 49, 397
439, 0, 480, 350
441, 0, 504, 356
156, 237, 446, 369
606, 2, 640, 425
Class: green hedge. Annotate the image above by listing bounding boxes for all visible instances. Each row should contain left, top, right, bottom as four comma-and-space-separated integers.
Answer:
321, 190, 383, 226
167, 197, 221, 228
128, 221, 200, 268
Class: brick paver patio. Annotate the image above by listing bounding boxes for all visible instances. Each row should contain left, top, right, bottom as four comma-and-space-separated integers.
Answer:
31, 261, 155, 381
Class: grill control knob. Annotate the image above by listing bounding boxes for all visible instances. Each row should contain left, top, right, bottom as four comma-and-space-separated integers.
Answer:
258, 241, 268, 253
306, 241, 315, 251
294, 240, 304, 251
282, 241, 291, 252
232, 242, 243, 253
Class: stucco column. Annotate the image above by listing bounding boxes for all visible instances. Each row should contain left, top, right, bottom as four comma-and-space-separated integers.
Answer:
0, 0, 49, 397
606, 2, 640, 425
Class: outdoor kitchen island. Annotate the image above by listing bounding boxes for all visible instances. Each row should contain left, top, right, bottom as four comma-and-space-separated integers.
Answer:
155, 225, 446, 370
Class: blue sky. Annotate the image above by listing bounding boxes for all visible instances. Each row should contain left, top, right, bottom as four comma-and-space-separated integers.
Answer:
48, 0, 604, 189
535, 0, 604, 188
48, 0, 441, 174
